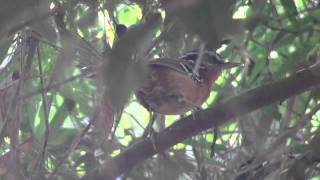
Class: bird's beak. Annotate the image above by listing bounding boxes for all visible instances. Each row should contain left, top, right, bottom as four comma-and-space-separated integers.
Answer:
221, 62, 243, 69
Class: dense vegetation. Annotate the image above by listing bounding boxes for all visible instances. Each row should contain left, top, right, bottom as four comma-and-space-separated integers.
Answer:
0, 0, 320, 179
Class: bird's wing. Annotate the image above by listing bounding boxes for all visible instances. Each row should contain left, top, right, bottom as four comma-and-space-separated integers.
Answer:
149, 58, 194, 76
179, 49, 225, 64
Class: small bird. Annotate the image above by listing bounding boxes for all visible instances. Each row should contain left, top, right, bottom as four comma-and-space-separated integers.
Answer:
79, 49, 240, 139
135, 49, 241, 115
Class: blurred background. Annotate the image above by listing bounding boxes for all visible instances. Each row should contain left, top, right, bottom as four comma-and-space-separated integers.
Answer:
0, 0, 320, 179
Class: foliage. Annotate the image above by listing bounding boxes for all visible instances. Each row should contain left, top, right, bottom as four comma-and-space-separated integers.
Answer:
0, 0, 320, 179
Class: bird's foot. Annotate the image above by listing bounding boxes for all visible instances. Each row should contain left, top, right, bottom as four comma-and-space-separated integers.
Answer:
193, 106, 202, 112
182, 98, 202, 111
142, 113, 159, 151
149, 129, 158, 151
191, 106, 202, 120
142, 127, 158, 151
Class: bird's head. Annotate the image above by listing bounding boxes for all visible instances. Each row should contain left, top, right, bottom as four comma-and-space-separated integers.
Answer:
180, 49, 242, 70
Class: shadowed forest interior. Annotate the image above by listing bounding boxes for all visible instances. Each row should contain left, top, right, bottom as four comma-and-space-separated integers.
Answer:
0, 0, 320, 179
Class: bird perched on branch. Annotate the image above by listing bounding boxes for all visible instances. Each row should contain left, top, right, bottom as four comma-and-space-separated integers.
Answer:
135, 49, 241, 115
79, 48, 241, 140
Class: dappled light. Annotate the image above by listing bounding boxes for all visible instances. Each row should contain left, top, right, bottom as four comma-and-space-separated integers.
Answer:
0, 0, 320, 180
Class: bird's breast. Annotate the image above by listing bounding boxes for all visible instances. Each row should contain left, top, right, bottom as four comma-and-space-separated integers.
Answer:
135, 65, 212, 115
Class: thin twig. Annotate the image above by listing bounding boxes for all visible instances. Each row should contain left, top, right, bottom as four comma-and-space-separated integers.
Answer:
0, 38, 20, 76
123, 111, 145, 130
0, 32, 38, 144
192, 43, 206, 76
268, 6, 320, 26
48, 113, 97, 179
19, 73, 84, 101
192, 143, 208, 180
146, 22, 174, 56
36, 47, 50, 173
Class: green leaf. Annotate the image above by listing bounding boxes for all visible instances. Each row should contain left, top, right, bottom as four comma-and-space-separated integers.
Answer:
116, 4, 142, 26
280, 0, 298, 27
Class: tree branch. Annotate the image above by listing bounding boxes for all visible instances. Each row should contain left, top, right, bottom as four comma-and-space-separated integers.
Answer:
90, 63, 320, 180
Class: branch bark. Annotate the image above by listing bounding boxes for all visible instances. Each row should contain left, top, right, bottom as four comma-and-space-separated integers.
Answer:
89, 63, 320, 180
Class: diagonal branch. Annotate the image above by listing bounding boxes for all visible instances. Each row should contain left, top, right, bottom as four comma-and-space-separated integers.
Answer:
89, 63, 320, 180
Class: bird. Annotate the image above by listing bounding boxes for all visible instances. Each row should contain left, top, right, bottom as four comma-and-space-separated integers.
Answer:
79, 49, 241, 140
135, 49, 241, 115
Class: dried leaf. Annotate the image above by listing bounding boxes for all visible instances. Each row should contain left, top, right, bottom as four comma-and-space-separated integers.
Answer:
102, 13, 161, 112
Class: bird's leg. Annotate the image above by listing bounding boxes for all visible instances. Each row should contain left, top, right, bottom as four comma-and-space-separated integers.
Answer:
142, 113, 159, 151
179, 97, 202, 120
181, 98, 202, 111
142, 112, 157, 138
191, 106, 202, 121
